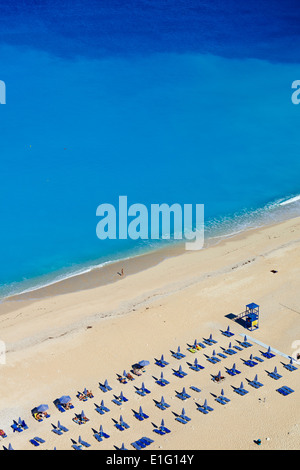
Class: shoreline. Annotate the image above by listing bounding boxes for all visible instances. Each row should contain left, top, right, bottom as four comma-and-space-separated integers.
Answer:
2, 201, 300, 310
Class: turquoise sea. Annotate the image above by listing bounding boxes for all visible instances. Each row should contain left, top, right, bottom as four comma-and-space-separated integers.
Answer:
0, 0, 300, 298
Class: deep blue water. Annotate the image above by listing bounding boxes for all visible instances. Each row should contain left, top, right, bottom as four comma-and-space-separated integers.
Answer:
1, 1, 300, 297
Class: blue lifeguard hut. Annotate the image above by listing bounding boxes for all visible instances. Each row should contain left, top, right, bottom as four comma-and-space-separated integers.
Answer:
237, 303, 260, 331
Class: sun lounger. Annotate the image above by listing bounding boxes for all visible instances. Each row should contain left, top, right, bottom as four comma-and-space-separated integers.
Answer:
0, 430, 7, 439
57, 421, 68, 433
93, 432, 103, 442
253, 355, 264, 362
248, 374, 264, 388
240, 336, 252, 348
176, 387, 191, 400
172, 346, 186, 359
173, 365, 187, 378
223, 343, 237, 355
30, 439, 40, 447
99, 425, 110, 439
222, 326, 234, 337
99, 379, 112, 392
197, 399, 213, 414
155, 354, 169, 367
131, 441, 143, 450
155, 372, 169, 386
190, 386, 201, 392
284, 358, 298, 372
189, 358, 204, 371
233, 382, 249, 396
153, 419, 171, 434
78, 436, 91, 448
51, 424, 63, 435
233, 344, 243, 351
262, 346, 275, 359
175, 416, 187, 424
268, 366, 282, 380
11, 423, 22, 433
276, 385, 294, 396
243, 354, 257, 367
226, 363, 241, 376
72, 443, 82, 450
155, 396, 170, 410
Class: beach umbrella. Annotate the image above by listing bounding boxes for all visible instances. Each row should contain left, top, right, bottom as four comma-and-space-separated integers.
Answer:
59, 395, 71, 404
139, 360, 150, 367
36, 404, 49, 413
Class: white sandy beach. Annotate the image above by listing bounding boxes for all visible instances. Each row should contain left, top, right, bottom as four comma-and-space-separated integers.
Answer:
0, 215, 300, 450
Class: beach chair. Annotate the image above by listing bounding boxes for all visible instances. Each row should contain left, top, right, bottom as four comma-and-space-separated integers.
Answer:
119, 415, 130, 430
30, 438, 40, 447
99, 425, 110, 439
211, 350, 221, 362
155, 396, 170, 410
51, 424, 63, 436
283, 358, 298, 372
176, 387, 191, 400
262, 346, 275, 359
240, 336, 252, 348
57, 421, 68, 433
190, 386, 201, 392
131, 441, 143, 450
226, 363, 241, 376
156, 372, 169, 386
0, 429, 7, 439
276, 386, 294, 396
253, 355, 264, 363
71, 440, 82, 451
222, 326, 234, 337
244, 354, 258, 367
11, 422, 22, 433
3, 443, 14, 450
99, 379, 112, 392
78, 436, 91, 448
93, 431, 103, 442
233, 344, 243, 351
172, 346, 186, 360
173, 365, 187, 378
153, 419, 171, 435
112, 397, 123, 406
223, 342, 237, 355
268, 366, 282, 380
197, 399, 213, 414
155, 354, 169, 367
95, 400, 110, 414
189, 358, 204, 371
18, 418, 28, 430
248, 374, 264, 389
233, 382, 249, 396
216, 389, 230, 405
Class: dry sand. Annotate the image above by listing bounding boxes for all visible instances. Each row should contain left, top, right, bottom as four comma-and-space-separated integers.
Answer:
0, 215, 300, 450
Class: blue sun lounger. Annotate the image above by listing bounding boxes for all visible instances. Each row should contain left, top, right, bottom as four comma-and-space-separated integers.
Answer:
240, 336, 252, 348
284, 358, 298, 372
176, 387, 191, 400
222, 326, 234, 337
51, 425, 63, 436
99, 379, 112, 392
223, 343, 237, 355
132, 437, 153, 449
30, 438, 40, 447
57, 421, 69, 433
98, 425, 110, 439
268, 366, 282, 380
189, 358, 204, 371
93, 431, 103, 442
190, 385, 201, 392
215, 389, 230, 405
136, 382, 151, 396
156, 372, 170, 386
197, 399, 214, 414
173, 365, 187, 378
248, 374, 264, 389
78, 436, 90, 448
262, 346, 275, 359
276, 386, 294, 396
155, 355, 169, 367
155, 396, 170, 410
172, 346, 186, 359
11, 422, 22, 433
226, 363, 241, 376
114, 416, 130, 431
233, 382, 248, 396
244, 355, 258, 367
154, 419, 171, 435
